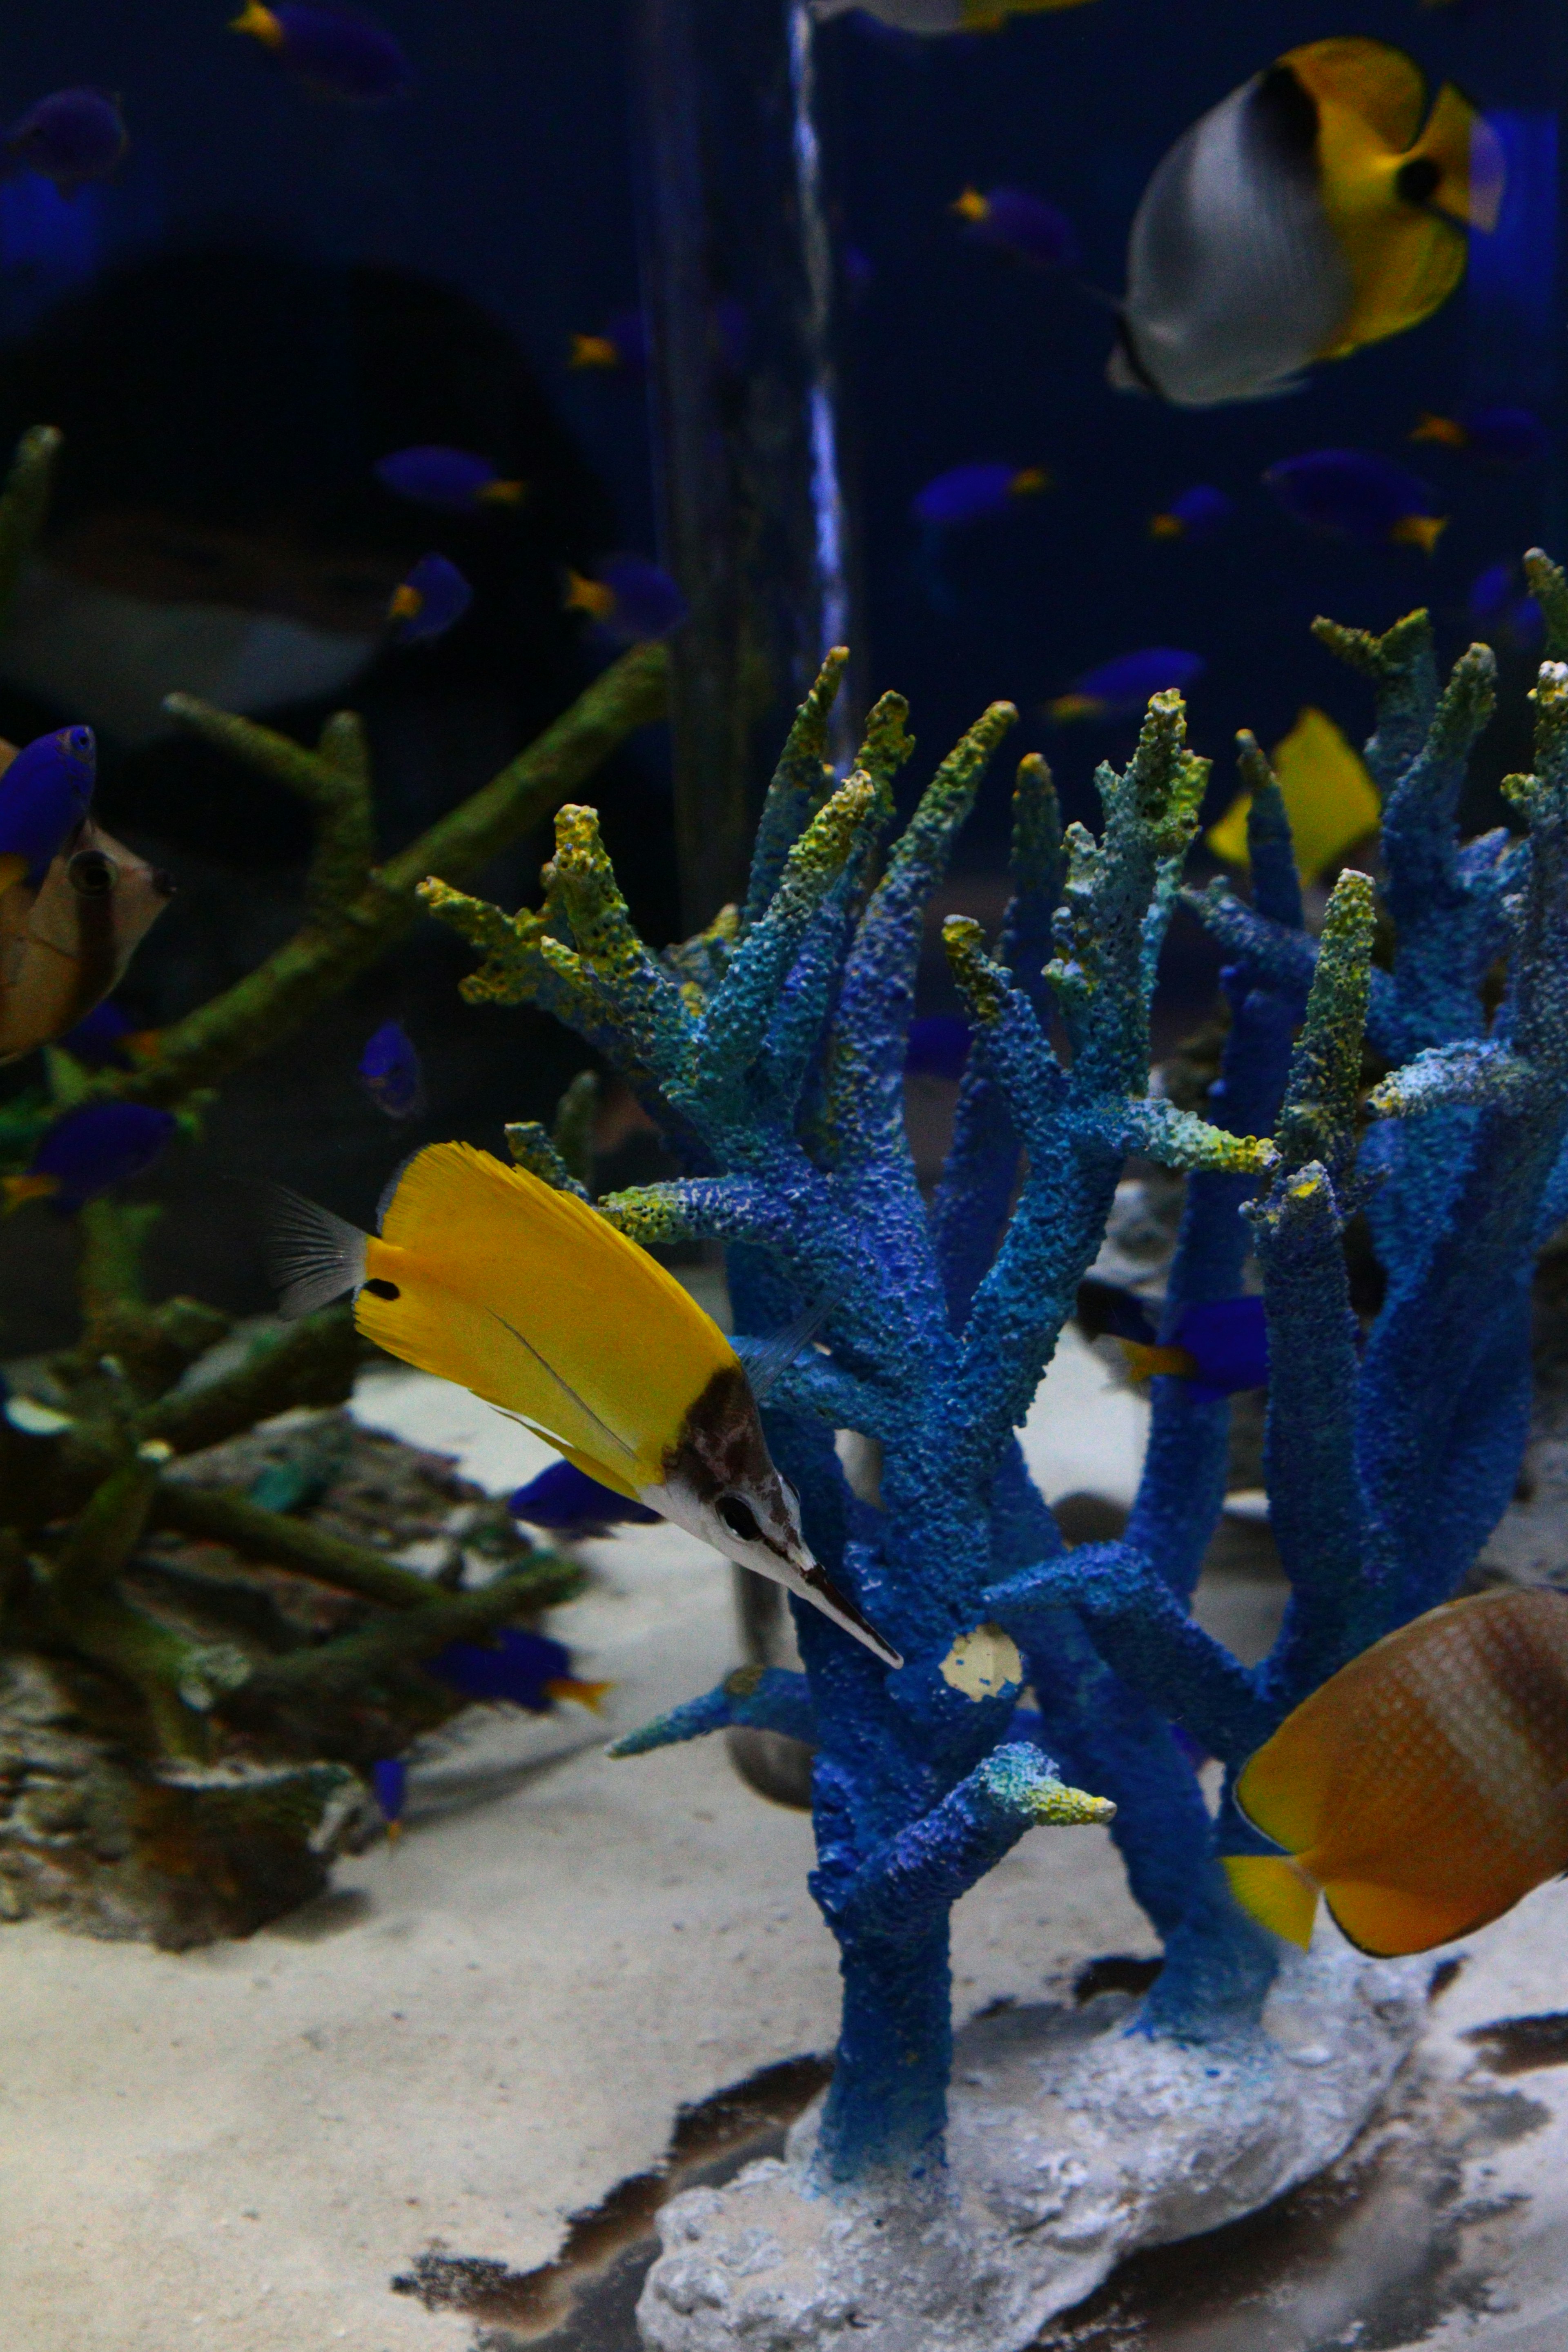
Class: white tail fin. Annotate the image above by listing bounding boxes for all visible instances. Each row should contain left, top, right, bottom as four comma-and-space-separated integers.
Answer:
267, 1186, 369, 1319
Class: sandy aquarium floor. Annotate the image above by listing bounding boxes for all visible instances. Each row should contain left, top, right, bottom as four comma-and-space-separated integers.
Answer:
0, 1333, 1162, 2352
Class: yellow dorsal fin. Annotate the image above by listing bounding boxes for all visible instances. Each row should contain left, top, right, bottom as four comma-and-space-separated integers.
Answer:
1284, 37, 1427, 152
1223, 1854, 1320, 1949
1411, 81, 1505, 231
359, 1143, 736, 1487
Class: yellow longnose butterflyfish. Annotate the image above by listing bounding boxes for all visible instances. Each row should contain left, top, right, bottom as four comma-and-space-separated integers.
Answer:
1207, 707, 1381, 883
1226, 1587, 1568, 1958
270, 1143, 901, 1668
1111, 39, 1503, 407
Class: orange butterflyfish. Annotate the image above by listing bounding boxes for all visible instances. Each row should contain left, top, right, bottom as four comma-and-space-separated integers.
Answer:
268, 1143, 901, 1668
1226, 1587, 1568, 1958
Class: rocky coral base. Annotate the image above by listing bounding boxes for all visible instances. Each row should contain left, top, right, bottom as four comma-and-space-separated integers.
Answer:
638, 1940, 1427, 2352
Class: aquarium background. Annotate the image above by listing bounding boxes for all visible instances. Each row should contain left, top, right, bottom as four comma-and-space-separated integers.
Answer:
0, 0, 1559, 1348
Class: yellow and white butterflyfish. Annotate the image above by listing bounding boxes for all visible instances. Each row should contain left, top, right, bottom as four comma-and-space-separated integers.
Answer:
1226, 1587, 1568, 1958
1111, 38, 1504, 408
268, 1142, 901, 1668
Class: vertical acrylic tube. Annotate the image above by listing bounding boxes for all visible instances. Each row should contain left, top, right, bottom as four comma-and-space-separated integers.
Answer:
629, 0, 857, 931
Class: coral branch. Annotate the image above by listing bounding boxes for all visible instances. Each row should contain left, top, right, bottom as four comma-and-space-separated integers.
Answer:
608, 1664, 818, 1756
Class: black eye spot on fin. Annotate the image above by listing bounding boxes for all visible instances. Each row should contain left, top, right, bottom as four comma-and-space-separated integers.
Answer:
363, 1277, 401, 1301
717, 1494, 762, 1544
1396, 156, 1441, 207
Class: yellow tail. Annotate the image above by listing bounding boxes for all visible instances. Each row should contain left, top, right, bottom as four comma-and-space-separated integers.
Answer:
1224, 1854, 1320, 1949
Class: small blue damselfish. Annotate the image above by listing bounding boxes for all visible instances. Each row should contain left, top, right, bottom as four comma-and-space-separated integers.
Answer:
388, 554, 472, 646
357, 1020, 425, 1120
510, 1458, 662, 1538
231, 3, 411, 102
1076, 1278, 1268, 1401
912, 462, 1049, 529
3, 1101, 175, 1215
374, 445, 524, 512
564, 554, 688, 645
1047, 649, 1205, 724
4, 90, 127, 191
0, 726, 95, 890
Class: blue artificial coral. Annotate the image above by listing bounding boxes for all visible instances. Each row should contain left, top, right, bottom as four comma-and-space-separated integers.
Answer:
419, 561, 1568, 2186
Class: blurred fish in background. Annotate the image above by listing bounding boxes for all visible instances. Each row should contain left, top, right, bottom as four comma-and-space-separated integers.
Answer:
912, 461, 1050, 528
1411, 405, 1549, 466
3, 90, 127, 193
2, 1100, 175, 1212
569, 310, 650, 373
357, 1020, 426, 1120
373, 445, 526, 512
1111, 39, 1504, 405
1467, 560, 1545, 653
510, 1459, 662, 1539
1263, 449, 1446, 551
952, 185, 1077, 270
1047, 648, 1204, 724
387, 553, 472, 646
230, 2, 412, 104
1148, 486, 1234, 544
565, 553, 688, 646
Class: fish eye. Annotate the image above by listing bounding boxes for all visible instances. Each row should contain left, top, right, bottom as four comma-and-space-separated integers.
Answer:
67, 849, 116, 898
717, 1494, 761, 1544
362, 1277, 400, 1300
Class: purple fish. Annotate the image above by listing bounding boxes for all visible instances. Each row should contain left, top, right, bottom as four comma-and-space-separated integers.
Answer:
0, 726, 95, 888
1047, 649, 1205, 724
231, 3, 411, 103
954, 186, 1076, 271
1076, 1279, 1267, 1399
1264, 450, 1445, 552
425, 1625, 606, 1713
372, 1757, 406, 1831
1149, 486, 1234, 543
357, 1020, 425, 1119
5, 1102, 175, 1214
4, 90, 127, 192
912, 461, 1049, 529
905, 1013, 972, 1081
1412, 406, 1549, 468
510, 1459, 661, 1538
565, 554, 688, 646
374, 445, 523, 513
388, 553, 472, 646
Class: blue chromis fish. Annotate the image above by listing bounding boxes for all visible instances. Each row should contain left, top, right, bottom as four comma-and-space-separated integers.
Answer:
570, 310, 650, 373
905, 1013, 972, 1080
426, 1626, 610, 1713
357, 1020, 425, 1120
0, 727, 95, 892
509, 1459, 662, 1538
1112, 40, 1503, 408
1207, 707, 1380, 883
1227, 1587, 1568, 1957
4, 91, 128, 192
1264, 450, 1445, 552
811, 0, 1095, 28
0, 798, 173, 1064
374, 446, 524, 513
952, 186, 1076, 269
1047, 649, 1205, 724
1075, 1279, 1268, 1401
230, 3, 411, 102
1149, 486, 1234, 543
1411, 406, 1550, 467
388, 555, 472, 646
4, 1101, 176, 1214
268, 1142, 901, 1664
912, 462, 1049, 529
565, 555, 688, 646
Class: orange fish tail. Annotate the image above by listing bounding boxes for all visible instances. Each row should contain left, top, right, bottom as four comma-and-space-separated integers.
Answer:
1223, 1854, 1320, 1949
2, 1174, 59, 1215
564, 572, 616, 620
1390, 512, 1447, 555
230, 1, 285, 48
1149, 513, 1183, 539
1010, 466, 1050, 497
570, 334, 621, 370
479, 478, 526, 506
388, 584, 423, 623
546, 1675, 615, 1713
1046, 693, 1102, 724
1410, 411, 1465, 447
952, 187, 990, 223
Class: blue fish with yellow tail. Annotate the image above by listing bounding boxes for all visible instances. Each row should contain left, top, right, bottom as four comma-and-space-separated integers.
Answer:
510, 1459, 661, 1538
0, 726, 95, 893
1047, 648, 1204, 724
565, 555, 688, 646
58, 1000, 160, 1070
1149, 486, 1234, 544
1114, 39, 1503, 407
231, 2, 411, 102
570, 310, 649, 373
388, 555, 471, 646
4, 91, 127, 192
4, 1101, 175, 1214
357, 1020, 425, 1120
912, 462, 1049, 529
1228, 1587, 1568, 1957
426, 1626, 611, 1713
266, 1143, 901, 1666
1076, 1278, 1268, 1402
952, 186, 1076, 270
374, 446, 523, 513
372, 1757, 406, 1838
1265, 450, 1446, 552
1412, 406, 1548, 468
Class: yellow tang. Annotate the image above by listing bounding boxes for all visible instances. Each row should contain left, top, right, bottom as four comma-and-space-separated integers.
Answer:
270, 1142, 901, 1667
1227, 1587, 1568, 1958
1207, 707, 1381, 884
1112, 38, 1504, 408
